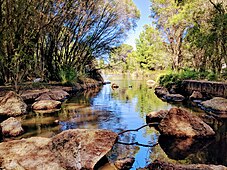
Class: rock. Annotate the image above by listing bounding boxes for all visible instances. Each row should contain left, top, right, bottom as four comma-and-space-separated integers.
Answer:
201, 97, 227, 116
114, 157, 135, 170
154, 87, 169, 97
189, 91, 203, 100
32, 100, 61, 110
146, 110, 168, 123
0, 129, 118, 170
111, 83, 119, 89
164, 93, 185, 102
158, 135, 213, 160
35, 89, 69, 101
50, 129, 117, 169
0, 91, 27, 116
21, 89, 50, 101
158, 108, 215, 138
146, 80, 156, 88
145, 160, 227, 170
0, 117, 24, 137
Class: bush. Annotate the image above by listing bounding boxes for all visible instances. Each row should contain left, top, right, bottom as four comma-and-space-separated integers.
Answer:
58, 66, 78, 85
158, 69, 218, 88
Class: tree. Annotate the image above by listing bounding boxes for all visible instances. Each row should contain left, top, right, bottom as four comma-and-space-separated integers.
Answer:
0, 0, 140, 89
150, 0, 199, 70
109, 44, 134, 72
134, 25, 169, 70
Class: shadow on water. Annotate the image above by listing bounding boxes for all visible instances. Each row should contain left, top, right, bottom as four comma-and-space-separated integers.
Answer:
18, 74, 227, 169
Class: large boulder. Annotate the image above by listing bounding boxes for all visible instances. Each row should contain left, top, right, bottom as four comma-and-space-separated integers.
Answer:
158, 108, 215, 138
144, 160, 227, 170
49, 129, 117, 169
0, 91, 27, 116
201, 97, 227, 117
0, 117, 24, 137
32, 100, 61, 110
0, 129, 118, 170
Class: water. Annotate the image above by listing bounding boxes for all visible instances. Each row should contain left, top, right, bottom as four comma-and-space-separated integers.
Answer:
19, 75, 227, 169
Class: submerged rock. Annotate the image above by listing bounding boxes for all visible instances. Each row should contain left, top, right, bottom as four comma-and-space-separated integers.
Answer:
201, 97, 227, 117
158, 108, 215, 138
0, 117, 24, 137
32, 100, 61, 110
114, 157, 135, 170
0, 91, 27, 116
164, 93, 185, 102
0, 129, 118, 170
144, 160, 227, 170
111, 83, 119, 89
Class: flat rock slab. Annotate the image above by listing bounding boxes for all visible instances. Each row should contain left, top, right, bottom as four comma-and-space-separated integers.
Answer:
145, 160, 227, 170
164, 93, 185, 102
201, 97, 227, 117
21, 89, 50, 101
32, 100, 61, 110
35, 89, 69, 101
158, 108, 215, 138
0, 91, 27, 116
0, 117, 24, 137
0, 129, 118, 170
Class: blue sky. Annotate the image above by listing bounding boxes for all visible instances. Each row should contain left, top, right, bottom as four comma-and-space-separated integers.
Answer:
125, 0, 153, 49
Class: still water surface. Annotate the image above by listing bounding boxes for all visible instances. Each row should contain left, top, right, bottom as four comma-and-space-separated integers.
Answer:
20, 75, 227, 169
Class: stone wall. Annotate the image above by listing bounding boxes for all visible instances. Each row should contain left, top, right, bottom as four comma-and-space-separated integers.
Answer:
182, 80, 227, 98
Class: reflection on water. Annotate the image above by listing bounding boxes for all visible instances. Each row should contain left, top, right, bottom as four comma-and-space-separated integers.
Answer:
19, 75, 227, 169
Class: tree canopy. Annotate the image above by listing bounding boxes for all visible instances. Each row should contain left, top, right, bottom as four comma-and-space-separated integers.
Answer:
0, 0, 140, 88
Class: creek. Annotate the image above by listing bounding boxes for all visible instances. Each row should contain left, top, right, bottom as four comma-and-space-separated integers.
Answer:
19, 75, 227, 169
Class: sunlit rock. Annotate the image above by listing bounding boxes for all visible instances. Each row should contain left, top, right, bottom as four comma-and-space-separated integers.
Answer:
50, 129, 118, 169
158, 108, 215, 138
0, 91, 27, 116
32, 100, 61, 110
0, 129, 118, 170
0, 117, 24, 137
114, 157, 135, 170
144, 160, 227, 170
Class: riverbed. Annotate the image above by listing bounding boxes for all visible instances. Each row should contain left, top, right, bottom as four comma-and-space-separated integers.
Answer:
19, 75, 227, 169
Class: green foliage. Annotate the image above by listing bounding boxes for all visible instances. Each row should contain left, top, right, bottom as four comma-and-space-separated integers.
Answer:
158, 69, 219, 88
0, 0, 140, 89
134, 25, 169, 71
58, 67, 78, 85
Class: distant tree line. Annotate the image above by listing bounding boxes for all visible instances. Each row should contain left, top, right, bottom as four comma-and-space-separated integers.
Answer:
108, 0, 226, 75
0, 0, 139, 89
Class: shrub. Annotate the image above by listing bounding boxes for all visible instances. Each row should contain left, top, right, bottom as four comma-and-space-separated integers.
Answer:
158, 69, 218, 88
58, 66, 78, 85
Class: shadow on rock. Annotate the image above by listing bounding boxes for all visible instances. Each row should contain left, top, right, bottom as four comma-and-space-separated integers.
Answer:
158, 135, 213, 160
